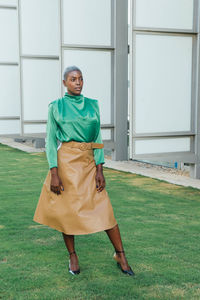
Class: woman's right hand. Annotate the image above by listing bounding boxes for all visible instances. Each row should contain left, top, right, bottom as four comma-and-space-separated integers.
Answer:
50, 167, 64, 195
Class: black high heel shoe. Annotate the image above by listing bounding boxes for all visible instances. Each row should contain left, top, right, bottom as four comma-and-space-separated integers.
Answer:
113, 250, 135, 276
68, 251, 80, 275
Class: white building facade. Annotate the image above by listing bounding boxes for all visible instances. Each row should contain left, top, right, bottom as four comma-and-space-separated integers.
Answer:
0, 0, 200, 178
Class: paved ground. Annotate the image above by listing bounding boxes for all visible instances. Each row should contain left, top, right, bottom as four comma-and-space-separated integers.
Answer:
0, 137, 44, 153
1, 136, 200, 190
105, 159, 200, 189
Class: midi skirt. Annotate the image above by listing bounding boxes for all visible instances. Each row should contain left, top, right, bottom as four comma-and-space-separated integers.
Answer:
33, 141, 118, 235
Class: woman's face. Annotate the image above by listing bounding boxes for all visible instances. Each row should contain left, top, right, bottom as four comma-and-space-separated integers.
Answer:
63, 71, 83, 96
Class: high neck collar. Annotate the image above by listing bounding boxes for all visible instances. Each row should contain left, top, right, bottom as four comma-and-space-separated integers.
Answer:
64, 92, 84, 102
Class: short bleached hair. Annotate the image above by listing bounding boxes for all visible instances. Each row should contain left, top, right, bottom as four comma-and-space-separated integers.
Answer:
63, 65, 82, 81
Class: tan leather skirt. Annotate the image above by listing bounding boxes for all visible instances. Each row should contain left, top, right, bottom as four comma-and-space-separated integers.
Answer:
33, 141, 117, 235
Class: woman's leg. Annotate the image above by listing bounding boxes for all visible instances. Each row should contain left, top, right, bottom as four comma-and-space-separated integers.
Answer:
62, 233, 79, 271
105, 224, 130, 271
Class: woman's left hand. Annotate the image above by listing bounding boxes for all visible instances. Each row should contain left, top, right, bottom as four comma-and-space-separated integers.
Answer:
95, 164, 105, 192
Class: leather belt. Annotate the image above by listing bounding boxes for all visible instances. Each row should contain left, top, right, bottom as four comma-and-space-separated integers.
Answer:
62, 141, 104, 151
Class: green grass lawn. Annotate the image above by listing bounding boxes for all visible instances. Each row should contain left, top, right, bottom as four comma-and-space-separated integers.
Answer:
0, 143, 200, 300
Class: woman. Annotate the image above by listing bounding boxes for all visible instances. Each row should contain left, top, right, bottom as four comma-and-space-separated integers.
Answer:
33, 66, 134, 276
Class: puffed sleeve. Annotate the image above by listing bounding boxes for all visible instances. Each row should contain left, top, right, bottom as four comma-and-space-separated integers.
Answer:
45, 103, 58, 169
93, 101, 105, 166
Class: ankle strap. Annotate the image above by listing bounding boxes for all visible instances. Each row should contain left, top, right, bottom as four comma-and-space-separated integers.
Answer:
69, 250, 76, 255
115, 249, 125, 253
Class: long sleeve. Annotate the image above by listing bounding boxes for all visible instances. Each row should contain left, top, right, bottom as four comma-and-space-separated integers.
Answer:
45, 103, 58, 169
93, 101, 105, 166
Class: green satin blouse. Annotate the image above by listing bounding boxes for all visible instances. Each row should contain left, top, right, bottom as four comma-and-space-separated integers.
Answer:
45, 92, 105, 169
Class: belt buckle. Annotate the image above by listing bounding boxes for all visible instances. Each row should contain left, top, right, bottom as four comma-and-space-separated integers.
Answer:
79, 142, 88, 151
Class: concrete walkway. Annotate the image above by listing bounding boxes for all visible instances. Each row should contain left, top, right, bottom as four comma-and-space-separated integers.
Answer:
0, 137, 45, 153
104, 159, 200, 190
1, 136, 200, 190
